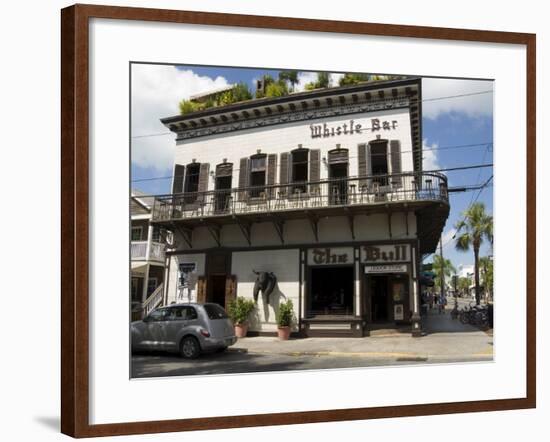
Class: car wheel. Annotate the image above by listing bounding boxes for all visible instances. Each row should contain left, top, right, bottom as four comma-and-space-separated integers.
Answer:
180, 336, 201, 359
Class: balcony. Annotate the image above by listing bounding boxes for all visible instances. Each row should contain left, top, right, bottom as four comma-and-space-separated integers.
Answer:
131, 241, 166, 262
153, 172, 447, 221
151, 172, 449, 253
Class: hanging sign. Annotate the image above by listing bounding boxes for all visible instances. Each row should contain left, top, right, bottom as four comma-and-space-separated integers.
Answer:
364, 264, 408, 274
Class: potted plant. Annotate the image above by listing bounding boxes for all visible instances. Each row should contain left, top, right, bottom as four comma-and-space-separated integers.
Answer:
227, 297, 256, 338
276, 299, 294, 340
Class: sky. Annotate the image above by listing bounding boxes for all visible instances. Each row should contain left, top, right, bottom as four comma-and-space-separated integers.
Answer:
131, 64, 494, 270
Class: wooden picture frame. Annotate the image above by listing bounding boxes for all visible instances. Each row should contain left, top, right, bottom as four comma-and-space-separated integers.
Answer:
61, 3, 536, 437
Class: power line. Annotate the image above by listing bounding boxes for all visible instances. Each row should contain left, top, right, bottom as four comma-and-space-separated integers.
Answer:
130, 89, 493, 139
132, 162, 493, 183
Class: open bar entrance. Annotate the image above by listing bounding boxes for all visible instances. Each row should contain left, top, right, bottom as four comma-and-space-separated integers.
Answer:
308, 266, 354, 316
365, 273, 410, 324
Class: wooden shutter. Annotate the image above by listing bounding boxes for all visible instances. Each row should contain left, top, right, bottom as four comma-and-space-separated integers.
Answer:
279, 152, 290, 196
390, 140, 402, 187
172, 164, 185, 194
267, 154, 277, 197
196, 276, 207, 304
224, 275, 237, 310
309, 149, 321, 193
358, 144, 368, 187
238, 157, 249, 201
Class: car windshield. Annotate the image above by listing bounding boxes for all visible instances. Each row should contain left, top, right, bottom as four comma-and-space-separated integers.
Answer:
203, 303, 228, 320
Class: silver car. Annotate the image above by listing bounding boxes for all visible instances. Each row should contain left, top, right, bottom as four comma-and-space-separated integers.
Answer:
131, 303, 236, 358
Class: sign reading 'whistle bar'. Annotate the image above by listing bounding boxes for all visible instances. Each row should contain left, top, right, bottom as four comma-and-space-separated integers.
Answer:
309, 118, 398, 139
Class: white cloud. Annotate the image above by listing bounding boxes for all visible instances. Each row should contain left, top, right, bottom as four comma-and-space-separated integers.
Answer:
422, 139, 440, 170
422, 78, 493, 120
131, 65, 230, 172
330, 73, 344, 87
294, 71, 317, 92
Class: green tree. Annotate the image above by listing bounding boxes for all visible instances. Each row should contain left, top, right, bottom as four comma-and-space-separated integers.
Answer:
432, 255, 456, 294
454, 202, 493, 305
178, 99, 203, 115
458, 276, 471, 296
479, 256, 493, 302
305, 72, 331, 90
278, 70, 299, 92
339, 73, 371, 86
265, 81, 289, 98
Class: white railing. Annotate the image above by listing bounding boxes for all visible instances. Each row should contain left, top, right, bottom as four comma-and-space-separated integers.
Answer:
142, 283, 164, 316
131, 241, 147, 260
131, 241, 165, 262
152, 172, 449, 222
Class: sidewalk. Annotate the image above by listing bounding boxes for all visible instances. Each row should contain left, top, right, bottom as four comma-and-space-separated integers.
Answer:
232, 308, 493, 361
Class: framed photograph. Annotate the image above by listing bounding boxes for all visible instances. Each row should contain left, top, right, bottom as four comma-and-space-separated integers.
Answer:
61, 3, 536, 437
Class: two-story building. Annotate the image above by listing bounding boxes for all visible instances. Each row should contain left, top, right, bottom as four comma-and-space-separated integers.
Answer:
150, 77, 449, 337
131, 190, 170, 319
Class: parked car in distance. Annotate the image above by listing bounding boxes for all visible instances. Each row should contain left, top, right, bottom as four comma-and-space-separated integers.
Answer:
131, 303, 236, 358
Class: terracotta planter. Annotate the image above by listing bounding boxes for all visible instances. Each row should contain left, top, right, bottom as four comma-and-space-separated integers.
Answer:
234, 323, 248, 338
277, 326, 291, 340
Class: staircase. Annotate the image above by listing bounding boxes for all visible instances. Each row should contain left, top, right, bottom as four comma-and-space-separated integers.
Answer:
132, 283, 164, 321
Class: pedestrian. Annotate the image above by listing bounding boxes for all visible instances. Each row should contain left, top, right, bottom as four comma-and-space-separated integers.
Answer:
428, 292, 434, 310
438, 292, 447, 314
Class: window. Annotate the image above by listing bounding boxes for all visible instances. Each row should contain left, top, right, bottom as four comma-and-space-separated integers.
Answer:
131, 226, 142, 241
370, 140, 389, 186
167, 306, 198, 320
152, 226, 162, 243
249, 154, 267, 198
147, 277, 158, 295
146, 308, 169, 322
184, 162, 201, 202
204, 303, 228, 320
291, 149, 308, 194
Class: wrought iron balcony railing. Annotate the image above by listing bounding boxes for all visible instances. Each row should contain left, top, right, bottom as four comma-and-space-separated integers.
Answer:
151, 172, 448, 223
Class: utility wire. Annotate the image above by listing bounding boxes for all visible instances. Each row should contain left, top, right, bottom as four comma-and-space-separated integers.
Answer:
132, 162, 493, 183
131, 89, 493, 139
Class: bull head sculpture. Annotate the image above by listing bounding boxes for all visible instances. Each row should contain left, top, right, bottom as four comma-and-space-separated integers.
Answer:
252, 270, 277, 305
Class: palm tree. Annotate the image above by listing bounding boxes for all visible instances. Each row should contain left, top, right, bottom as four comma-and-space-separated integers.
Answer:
432, 255, 456, 294
454, 202, 493, 305
479, 256, 494, 302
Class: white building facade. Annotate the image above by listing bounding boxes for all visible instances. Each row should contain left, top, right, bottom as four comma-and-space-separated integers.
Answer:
151, 78, 449, 337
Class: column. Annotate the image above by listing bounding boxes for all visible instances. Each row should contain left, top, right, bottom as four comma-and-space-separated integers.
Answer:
354, 247, 361, 316
411, 244, 422, 337
142, 263, 150, 304
145, 224, 154, 261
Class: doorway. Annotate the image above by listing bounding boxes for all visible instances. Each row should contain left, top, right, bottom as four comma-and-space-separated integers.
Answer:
209, 274, 227, 307
214, 175, 232, 213
309, 266, 354, 316
329, 162, 349, 205
369, 275, 390, 322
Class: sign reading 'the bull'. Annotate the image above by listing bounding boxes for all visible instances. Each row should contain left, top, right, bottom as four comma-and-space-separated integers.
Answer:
361, 244, 411, 263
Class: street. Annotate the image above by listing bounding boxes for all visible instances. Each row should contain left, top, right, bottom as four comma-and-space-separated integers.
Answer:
131, 302, 493, 378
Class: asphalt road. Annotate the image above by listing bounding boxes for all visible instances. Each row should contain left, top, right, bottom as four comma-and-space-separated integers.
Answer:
131, 349, 491, 378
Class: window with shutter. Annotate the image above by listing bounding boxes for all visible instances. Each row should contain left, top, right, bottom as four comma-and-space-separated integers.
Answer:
357, 143, 368, 191
184, 162, 201, 203
238, 157, 249, 201
369, 140, 389, 186
172, 164, 185, 194
291, 148, 309, 194
390, 140, 402, 188
309, 149, 321, 194
267, 154, 277, 197
279, 152, 290, 197
197, 163, 210, 202
249, 154, 267, 198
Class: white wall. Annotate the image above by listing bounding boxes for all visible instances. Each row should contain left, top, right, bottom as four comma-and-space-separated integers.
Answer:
232, 249, 301, 331
173, 211, 417, 249
173, 107, 414, 190
166, 253, 206, 304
